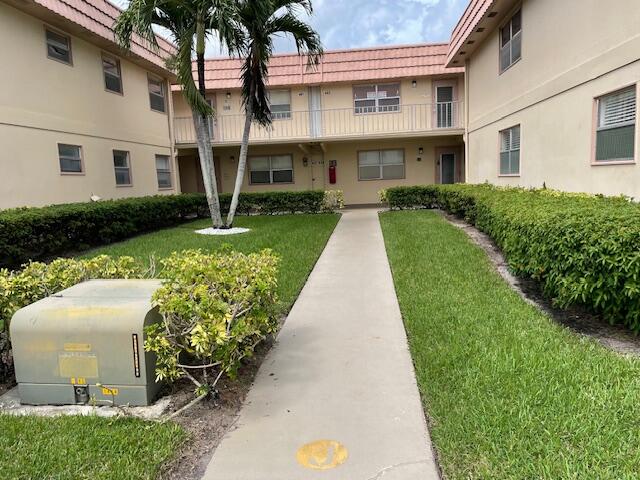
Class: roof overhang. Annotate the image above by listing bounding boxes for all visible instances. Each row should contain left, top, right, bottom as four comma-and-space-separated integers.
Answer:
3, 0, 177, 79
446, 0, 519, 67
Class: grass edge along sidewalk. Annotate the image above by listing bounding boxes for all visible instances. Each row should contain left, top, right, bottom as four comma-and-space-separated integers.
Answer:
0, 214, 340, 479
380, 210, 640, 480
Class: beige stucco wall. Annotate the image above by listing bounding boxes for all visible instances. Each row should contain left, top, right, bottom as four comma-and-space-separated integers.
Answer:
465, 0, 640, 196
0, 2, 176, 209
180, 136, 463, 204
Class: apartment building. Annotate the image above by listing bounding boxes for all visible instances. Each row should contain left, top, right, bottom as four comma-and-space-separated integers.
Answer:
172, 44, 465, 205
0, 0, 178, 209
448, 0, 640, 197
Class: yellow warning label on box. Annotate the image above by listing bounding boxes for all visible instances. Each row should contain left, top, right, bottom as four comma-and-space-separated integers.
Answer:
59, 353, 98, 378
102, 387, 119, 396
64, 343, 92, 352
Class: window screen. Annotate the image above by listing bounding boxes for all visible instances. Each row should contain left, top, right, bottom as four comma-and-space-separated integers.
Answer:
354, 84, 400, 114
500, 10, 522, 72
249, 155, 293, 184
103, 55, 123, 94
596, 87, 636, 162
148, 77, 166, 112
58, 144, 82, 173
358, 150, 404, 180
269, 90, 291, 119
500, 125, 521, 175
46, 29, 72, 64
113, 150, 131, 185
155, 154, 172, 188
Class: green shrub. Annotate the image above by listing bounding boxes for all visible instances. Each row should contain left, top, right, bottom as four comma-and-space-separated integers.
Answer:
0, 255, 146, 382
146, 249, 279, 396
385, 184, 640, 332
0, 190, 342, 269
0, 194, 206, 269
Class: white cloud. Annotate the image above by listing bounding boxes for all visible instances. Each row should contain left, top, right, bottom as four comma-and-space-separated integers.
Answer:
114, 0, 469, 55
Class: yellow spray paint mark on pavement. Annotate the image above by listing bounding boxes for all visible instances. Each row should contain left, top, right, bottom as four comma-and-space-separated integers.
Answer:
296, 440, 348, 470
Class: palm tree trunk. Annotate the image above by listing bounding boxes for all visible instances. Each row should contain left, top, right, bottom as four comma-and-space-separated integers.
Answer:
226, 101, 253, 227
193, 112, 222, 227
193, 17, 223, 228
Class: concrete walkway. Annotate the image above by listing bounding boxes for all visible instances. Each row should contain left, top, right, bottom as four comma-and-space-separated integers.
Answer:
203, 209, 439, 480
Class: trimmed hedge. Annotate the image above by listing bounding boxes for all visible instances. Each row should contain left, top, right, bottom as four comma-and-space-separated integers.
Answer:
0, 190, 342, 269
383, 184, 640, 332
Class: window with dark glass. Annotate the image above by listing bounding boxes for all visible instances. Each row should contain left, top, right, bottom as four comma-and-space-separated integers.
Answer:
249, 155, 293, 184
358, 150, 405, 180
58, 144, 83, 173
46, 29, 72, 64
500, 125, 521, 175
500, 10, 522, 72
353, 84, 400, 114
103, 55, 123, 94
113, 150, 131, 185
148, 76, 166, 112
155, 155, 172, 188
595, 87, 636, 162
269, 90, 291, 119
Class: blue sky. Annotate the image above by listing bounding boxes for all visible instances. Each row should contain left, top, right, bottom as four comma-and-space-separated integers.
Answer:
112, 0, 469, 56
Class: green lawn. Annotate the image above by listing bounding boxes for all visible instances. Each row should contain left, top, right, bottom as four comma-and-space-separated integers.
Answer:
83, 214, 340, 313
1, 214, 339, 480
0, 415, 185, 479
380, 210, 640, 479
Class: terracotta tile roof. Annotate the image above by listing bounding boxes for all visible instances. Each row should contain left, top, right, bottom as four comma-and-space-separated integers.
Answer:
191, 43, 464, 91
447, 0, 496, 66
26, 0, 175, 71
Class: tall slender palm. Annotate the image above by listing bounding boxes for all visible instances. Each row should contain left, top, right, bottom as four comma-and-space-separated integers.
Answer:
115, 0, 243, 228
225, 0, 322, 227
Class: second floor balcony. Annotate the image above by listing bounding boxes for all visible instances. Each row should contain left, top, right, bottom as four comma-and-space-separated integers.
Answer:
173, 101, 464, 146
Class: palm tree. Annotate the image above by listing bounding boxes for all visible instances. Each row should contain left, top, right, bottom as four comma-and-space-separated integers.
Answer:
225, 0, 322, 227
115, 0, 243, 228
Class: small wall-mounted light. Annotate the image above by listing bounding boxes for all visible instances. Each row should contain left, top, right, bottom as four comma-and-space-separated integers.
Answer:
418, 147, 424, 155
303, 157, 309, 167
411, 80, 417, 88
226, 91, 231, 99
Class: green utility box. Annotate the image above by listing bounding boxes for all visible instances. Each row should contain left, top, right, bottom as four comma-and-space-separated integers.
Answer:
10, 279, 163, 407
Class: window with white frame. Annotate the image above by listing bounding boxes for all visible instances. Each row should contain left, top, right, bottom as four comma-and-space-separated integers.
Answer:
46, 28, 72, 65
499, 9, 521, 73
595, 86, 636, 162
148, 76, 166, 112
249, 155, 293, 184
155, 154, 172, 188
269, 90, 291, 119
358, 149, 405, 180
500, 125, 521, 175
103, 54, 123, 94
58, 144, 83, 173
353, 84, 400, 114
113, 150, 131, 185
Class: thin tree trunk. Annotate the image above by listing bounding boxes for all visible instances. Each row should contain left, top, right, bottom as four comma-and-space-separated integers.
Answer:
193, 112, 222, 227
193, 18, 223, 228
226, 101, 253, 227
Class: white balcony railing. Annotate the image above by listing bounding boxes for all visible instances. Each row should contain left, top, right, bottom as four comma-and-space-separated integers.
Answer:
173, 102, 464, 145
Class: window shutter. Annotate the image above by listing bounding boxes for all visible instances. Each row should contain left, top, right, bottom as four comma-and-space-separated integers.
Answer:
511, 126, 521, 151
599, 87, 636, 129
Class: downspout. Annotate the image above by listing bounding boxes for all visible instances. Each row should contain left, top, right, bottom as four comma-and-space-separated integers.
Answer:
166, 77, 180, 193
464, 59, 470, 183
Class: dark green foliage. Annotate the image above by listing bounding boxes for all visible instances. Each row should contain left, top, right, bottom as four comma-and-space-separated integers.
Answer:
385, 184, 640, 331
0, 191, 329, 268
